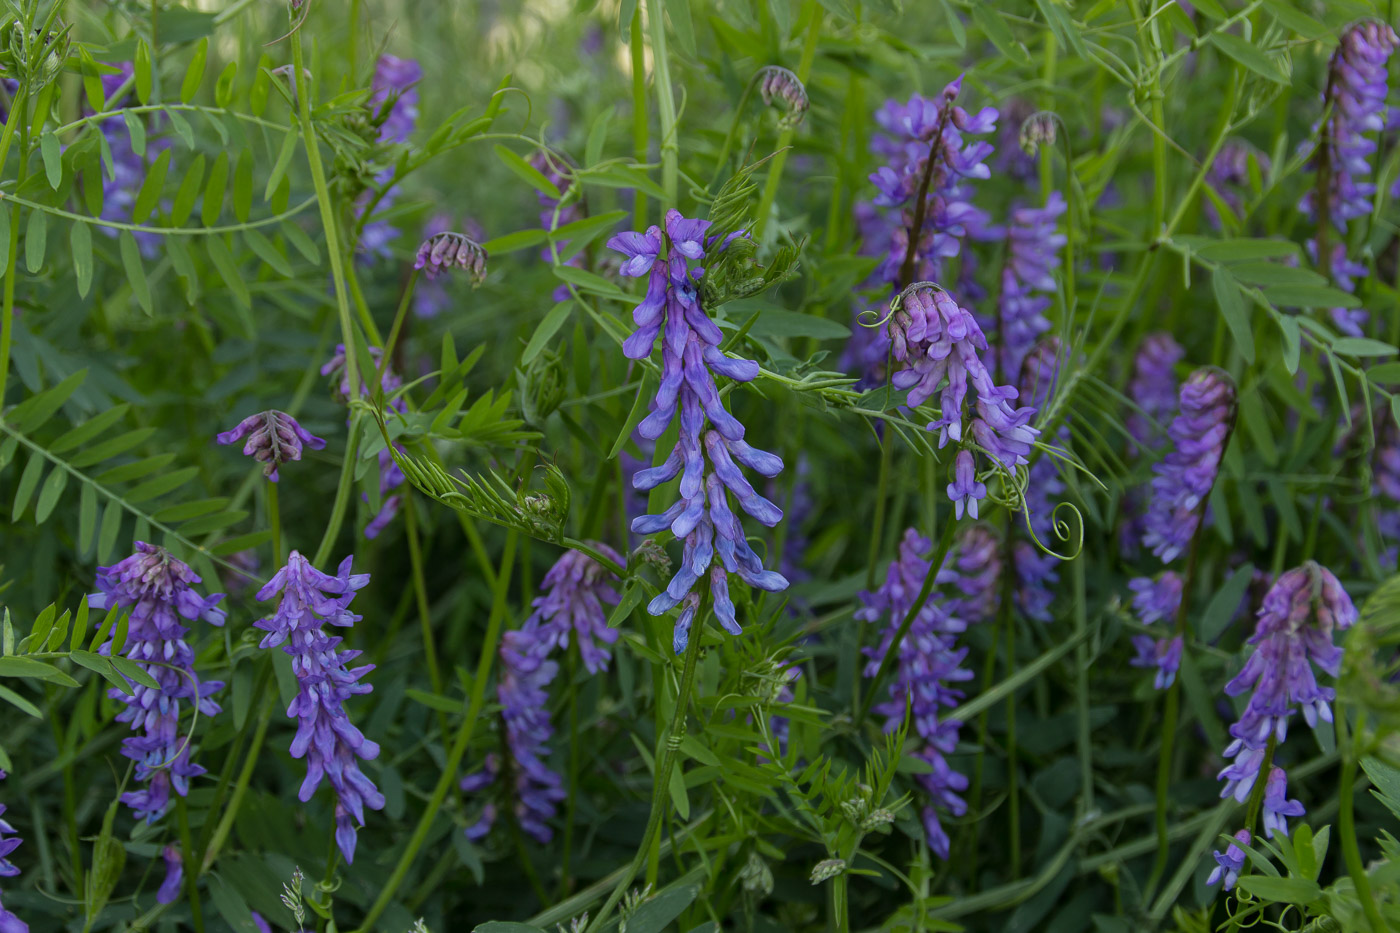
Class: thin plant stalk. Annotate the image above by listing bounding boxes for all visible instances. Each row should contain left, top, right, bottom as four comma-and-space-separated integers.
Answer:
646, 0, 679, 204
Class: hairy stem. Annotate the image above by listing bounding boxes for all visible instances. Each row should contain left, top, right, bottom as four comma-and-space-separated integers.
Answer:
646, 0, 679, 205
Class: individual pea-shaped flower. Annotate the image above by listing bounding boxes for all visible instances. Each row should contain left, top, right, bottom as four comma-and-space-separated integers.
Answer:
0, 768, 22, 932
157, 846, 183, 904
529, 545, 624, 674
1207, 829, 1250, 890
757, 65, 808, 127
946, 450, 986, 520
414, 231, 488, 284
1261, 767, 1305, 839
217, 411, 325, 481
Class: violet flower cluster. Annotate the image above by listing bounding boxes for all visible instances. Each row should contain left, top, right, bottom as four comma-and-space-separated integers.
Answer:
91, 543, 226, 822
1140, 368, 1236, 563
357, 54, 422, 259
216, 411, 325, 481
414, 231, 488, 285
1307, 240, 1371, 337
889, 284, 1040, 515
0, 770, 22, 933
1300, 21, 1398, 232
1121, 333, 1183, 558
254, 552, 384, 864
846, 79, 997, 383
609, 210, 788, 652
461, 624, 566, 844
1127, 572, 1184, 689
462, 545, 622, 842
1208, 829, 1251, 891
1215, 563, 1355, 843
858, 527, 994, 858
994, 192, 1066, 381
756, 66, 809, 127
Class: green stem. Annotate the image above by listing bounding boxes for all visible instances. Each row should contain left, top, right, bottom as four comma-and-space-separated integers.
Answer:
290, 28, 360, 402
0, 86, 29, 407
404, 494, 447, 740
1072, 552, 1093, 817
585, 605, 707, 933
312, 411, 361, 568
630, 7, 649, 229
354, 529, 518, 932
1003, 598, 1020, 876
1339, 713, 1385, 933
646, 0, 679, 205
708, 76, 760, 190
753, 3, 820, 240
199, 690, 274, 873
176, 797, 205, 933
266, 480, 281, 567
379, 269, 419, 386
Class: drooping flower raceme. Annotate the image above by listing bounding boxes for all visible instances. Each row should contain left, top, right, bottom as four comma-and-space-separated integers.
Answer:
857, 528, 978, 858
995, 192, 1066, 381
461, 623, 566, 844
529, 545, 624, 674
254, 552, 384, 864
91, 543, 226, 822
1127, 571, 1184, 689
1300, 21, 1398, 232
756, 65, 809, 127
846, 79, 997, 384
1126, 334, 1184, 450
889, 284, 1040, 514
1215, 562, 1356, 838
1140, 368, 1236, 563
0, 769, 23, 933
609, 210, 789, 653
216, 411, 325, 481
414, 231, 488, 284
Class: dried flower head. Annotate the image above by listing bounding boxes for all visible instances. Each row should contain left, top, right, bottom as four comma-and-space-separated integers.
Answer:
217, 410, 326, 482
1017, 111, 1058, 156
414, 231, 488, 284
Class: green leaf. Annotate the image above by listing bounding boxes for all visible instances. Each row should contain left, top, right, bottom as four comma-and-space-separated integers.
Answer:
1234, 875, 1321, 904
1194, 238, 1297, 262
610, 371, 659, 459
480, 228, 548, 255
203, 151, 229, 226
33, 465, 68, 523
1260, 0, 1330, 41
132, 148, 171, 224
265, 128, 299, 202
936, 0, 966, 47
242, 228, 293, 277
109, 656, 160, 691
211, 530, 273, 556
665, 0, 697, 56
207, 235, 251, 309
123, 466, 198, 503
233, 148, 254, 222
1198, 563, 1254, 643
134, 39, 153, 104
1333, 337, 1397, 358
24, 208, 46, 274
747, 307, 851, 340
78, 482, 98, 553
1209, 32, 1287, 84
624, 884, 700, 933
971, 5, 1028, 65
122, 111, 147, 158
472, 924, 547, 933
405, 688, 462, 713
1262, 284, 1361, 308
585, 106, 614, 166
70, 598, 89, 652
71, 221, 94, 297
552, 265, 630, 301
181, 37, 209, 103
0, 656, 80, 687
11, 454, 44, 520
94, 453, 175, 485
282, 220, 319, 264
494, 144, 561, 198
120, 232, 153, 313
215, 60, 237, 108
522, 300, 575, 365
170, 153, 206, 227
97, 498, 123, 563
207, 873, 261, 933
1227, 262, 1325, 287
6, 369, 87, 433
1277, 314, 1300, 375
68, 427, 155, 468
0, 684, 40, 718
69, 649, 133, 693
40, 132, 62, 189
1211, 268, 1253, 363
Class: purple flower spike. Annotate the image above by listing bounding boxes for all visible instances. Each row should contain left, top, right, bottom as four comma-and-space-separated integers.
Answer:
995, 192, 1067, 380
369, 54, 422, 145
1141, 368, 1236, 562
157, 846, 183, 904
530, 545, 624, 674
254, 552, 383, 864
89, 543, 226, 823
1130, 634, 1183, 690
609, 210, 788, 652
889, 284, 1040, 512
1207, 829, 1251, 890
1129, 572, 1184, 625
858, 528, 990, 858
1301, 21, 1398, 232
1216, 563, 1354, 825
216, 410, 325, 482
461, 623, 567, 844
757, 65, 809, 127
414, 232, 488, 284
1126, 334, 1185, 450
321, 344, 404, 404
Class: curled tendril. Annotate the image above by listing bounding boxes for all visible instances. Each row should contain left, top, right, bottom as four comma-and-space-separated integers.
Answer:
862, 279, 951, 332
266, 0, 313, 46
